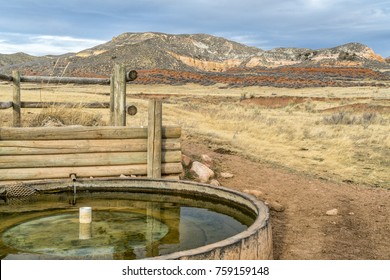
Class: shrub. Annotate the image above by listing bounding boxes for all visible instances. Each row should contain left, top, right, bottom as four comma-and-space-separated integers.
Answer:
323, 111, 357, 125
361, 112, 377, 123
322, 111, 381, 127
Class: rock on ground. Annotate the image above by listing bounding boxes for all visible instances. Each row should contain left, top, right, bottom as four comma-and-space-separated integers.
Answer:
243, 189, 265, 200
181, 154, 192, 167
209, 179, 221, 186
190, 161, 215, 183
220, 172, 234, 178
201, 154, 213, 168
326, 208, 339, 216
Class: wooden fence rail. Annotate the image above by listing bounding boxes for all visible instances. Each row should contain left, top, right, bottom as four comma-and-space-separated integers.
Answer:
0, 102, 110, 109
0, 74, 110, 84
0, 64, 137, 127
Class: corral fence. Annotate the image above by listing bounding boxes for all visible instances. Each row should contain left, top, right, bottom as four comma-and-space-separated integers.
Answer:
0, 64, 183, 183
0, 64, 137, 127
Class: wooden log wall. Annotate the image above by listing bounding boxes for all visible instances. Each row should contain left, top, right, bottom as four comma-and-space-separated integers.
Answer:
0, 126, 182, 182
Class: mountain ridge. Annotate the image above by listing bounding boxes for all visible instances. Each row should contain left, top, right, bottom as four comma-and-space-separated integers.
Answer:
0, 32, 388, 78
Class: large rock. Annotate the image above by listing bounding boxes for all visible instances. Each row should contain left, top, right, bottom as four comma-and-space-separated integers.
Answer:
201, 154, 213, 168
181, 154, 192, 167
190, 161, 215, 183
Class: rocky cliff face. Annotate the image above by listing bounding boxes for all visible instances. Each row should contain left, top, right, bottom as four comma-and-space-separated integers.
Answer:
0, 32, 388, 77
242, 43, 386, 68
73, 32, 260, 72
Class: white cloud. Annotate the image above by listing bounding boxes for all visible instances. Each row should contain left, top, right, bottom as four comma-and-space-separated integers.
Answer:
302, 0, 335, 9
219, 33, 273, 50
0, 33, 105, 56
0, 1, 389, 57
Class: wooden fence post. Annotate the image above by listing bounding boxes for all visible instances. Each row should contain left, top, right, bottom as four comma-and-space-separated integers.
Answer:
113, 64, 126, 126
109, 74, 114, 125
12, 70, 21, 127
147, 100, 162, 178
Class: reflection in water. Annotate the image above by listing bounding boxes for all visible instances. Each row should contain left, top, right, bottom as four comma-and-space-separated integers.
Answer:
79, 223, 92, 240
0, 192, 255, 260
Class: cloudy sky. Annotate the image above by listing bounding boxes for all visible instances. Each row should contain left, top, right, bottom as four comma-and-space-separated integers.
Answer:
0, 0, 389, 57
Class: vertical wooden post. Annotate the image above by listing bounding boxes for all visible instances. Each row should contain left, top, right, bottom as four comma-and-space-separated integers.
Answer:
109, 74, 114, 126
12, 70, 21, 127
147, 100, 162, 178
113, 64, 126, 126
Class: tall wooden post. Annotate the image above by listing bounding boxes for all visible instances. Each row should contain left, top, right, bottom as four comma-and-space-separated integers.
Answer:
12, 70, 21, 127
113, 64, 126, 126
147, 100, 162, 178
109, 74, 114, 126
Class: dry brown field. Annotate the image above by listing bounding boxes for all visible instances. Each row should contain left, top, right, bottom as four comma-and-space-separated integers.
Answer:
0, 81, 389, 259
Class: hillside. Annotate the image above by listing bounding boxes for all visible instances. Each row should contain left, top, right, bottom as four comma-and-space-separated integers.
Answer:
76, 32, 261, 71
0, 52, 41, 67
0, 32, 389, 87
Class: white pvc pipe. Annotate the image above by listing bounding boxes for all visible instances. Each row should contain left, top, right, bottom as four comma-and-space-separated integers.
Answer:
79, 207, 92, 224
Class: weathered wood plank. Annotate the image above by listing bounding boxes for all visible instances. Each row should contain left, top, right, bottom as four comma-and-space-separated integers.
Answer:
0, 139, 181, 155
0, 102, 13, 109
110, 74, 114, 125
0, 73, 12, 81
12, 70, 21, 127
0, 150, 182, 169
0, 126, 181, 140
147, 100, 162, 178
0, 163, 183, 181
113, 64, 126, 126
20, 76, 110, 85
2, 101, 109, 109
20, 102, 110, 108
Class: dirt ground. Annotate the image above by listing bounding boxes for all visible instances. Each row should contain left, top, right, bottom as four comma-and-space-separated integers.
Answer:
0, 82, 388, 259
181, 136, 390, 260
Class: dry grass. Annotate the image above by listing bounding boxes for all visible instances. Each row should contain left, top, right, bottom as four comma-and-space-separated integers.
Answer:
0, 82, 389, 188
170, 102, 390, 188
0, 82, 108, 127
25, 105, 106, 127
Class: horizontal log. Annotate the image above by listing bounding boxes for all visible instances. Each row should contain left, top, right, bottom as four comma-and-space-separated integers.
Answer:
0, 163, 183, 181
0, 139, 181, 155
0, 102, 110, 109
0, 102, 13, 109
0, 73, 12, 81
0, 150, 182, 169
20, 76, 110, 85
0, 126, 181, 140
20, 102, 110, 109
